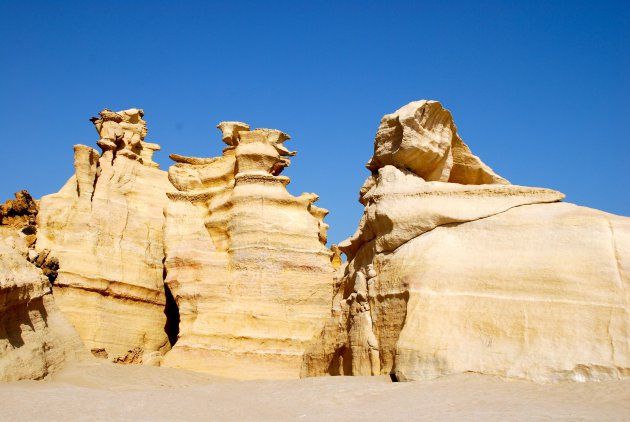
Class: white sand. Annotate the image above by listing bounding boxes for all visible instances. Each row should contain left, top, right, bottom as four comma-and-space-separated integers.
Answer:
1, 362, 629, 421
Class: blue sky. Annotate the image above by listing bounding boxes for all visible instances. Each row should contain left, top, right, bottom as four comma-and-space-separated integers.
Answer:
1, 0, 628, 245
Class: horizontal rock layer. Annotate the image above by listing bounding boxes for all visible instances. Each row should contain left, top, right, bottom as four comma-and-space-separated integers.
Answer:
162, 123, 334, 379
394, 202, 630, 382
36, 109, 173, 363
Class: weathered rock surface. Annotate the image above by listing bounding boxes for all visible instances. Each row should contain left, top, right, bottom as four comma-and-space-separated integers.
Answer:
394, 202, 630, 382
366, 100, 508, 184
0, 190, 38, 229
0, 191, 60, 284
0, 226, 87, 381
302, 100, 630, 382
161, 123, 334, 379
36, 108, 173, 364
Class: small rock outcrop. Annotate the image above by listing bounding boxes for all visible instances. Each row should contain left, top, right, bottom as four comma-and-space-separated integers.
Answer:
36, 108, 173, 364
0, 191, 59, 283
1, 189, 39, 253
0, 190, 38, 229
302, 100, 630, 382
366, 100, 509, 184
0, 225, 86, 381
161, 122, 334, 379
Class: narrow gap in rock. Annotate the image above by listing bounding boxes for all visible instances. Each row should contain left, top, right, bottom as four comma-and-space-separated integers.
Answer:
389, 373, 399, 382
163, 277, 180, 347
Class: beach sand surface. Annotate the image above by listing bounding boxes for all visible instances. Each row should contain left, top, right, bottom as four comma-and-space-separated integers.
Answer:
1, 362, 629, 421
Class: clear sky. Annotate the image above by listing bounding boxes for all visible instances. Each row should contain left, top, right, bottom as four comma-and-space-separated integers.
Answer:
1, 0, 628, 245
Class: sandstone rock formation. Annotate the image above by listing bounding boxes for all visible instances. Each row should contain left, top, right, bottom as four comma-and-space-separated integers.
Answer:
36, 108, 173, 364
0, 224, 86, 381
161, 122, 334, 379
0, 190, 38, 229
1, 191, 59, 283
366, 100, 509, 185
302, 100, 630, 383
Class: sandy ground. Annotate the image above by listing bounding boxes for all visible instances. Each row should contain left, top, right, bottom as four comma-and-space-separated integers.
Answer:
1, 362, 629, 421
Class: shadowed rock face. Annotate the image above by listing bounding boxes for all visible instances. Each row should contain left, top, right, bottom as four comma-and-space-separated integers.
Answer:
161, 123, 335, 379
0, 226, 87, 381
302, 100, 630, 383
36, 108, 173, 364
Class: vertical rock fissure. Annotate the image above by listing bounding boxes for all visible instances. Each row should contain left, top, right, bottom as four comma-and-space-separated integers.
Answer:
163, 275, 180, 348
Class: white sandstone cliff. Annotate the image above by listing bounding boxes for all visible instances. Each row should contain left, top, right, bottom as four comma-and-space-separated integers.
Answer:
302, 100, 630, 383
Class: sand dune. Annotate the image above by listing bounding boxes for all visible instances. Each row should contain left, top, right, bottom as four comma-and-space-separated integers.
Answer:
1, 362, 629, 421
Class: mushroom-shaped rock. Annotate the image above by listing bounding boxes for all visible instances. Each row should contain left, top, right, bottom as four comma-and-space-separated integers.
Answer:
256, 128, 296, 156
217, 121, 250, 146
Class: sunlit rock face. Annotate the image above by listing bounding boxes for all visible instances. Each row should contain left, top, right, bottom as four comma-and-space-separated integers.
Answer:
161, 122, 334, 379
366, 100, 509, 184
36, 109, 173, 364
302, 100, 630, 382
0, 223, 87, 381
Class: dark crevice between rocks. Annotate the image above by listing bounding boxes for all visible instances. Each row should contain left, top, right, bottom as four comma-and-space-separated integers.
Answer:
163, 269, 180, 347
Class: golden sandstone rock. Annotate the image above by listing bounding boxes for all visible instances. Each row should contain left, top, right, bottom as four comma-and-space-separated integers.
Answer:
2, 101, 629, 385
36, 109, 173, 364
366, 100, 509, 184
0, 190, 38, 229
302, 100, 630, 382
161, 123, 334, 379
0, 226, 86, 381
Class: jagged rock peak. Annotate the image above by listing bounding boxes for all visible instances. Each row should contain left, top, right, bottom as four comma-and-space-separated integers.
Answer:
216, 122, 294, 154
216, 121, 250, 146
215, 121, 296, 172
367, 100, 508, 186
168, 121, 301, 195
89, 108, 161, 168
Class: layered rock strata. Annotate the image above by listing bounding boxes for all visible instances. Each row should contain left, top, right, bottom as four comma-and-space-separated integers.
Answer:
36, 108, 173, 364
162, 122, 334, 379
302, 100, 630, 382
1, 225, 86, 381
